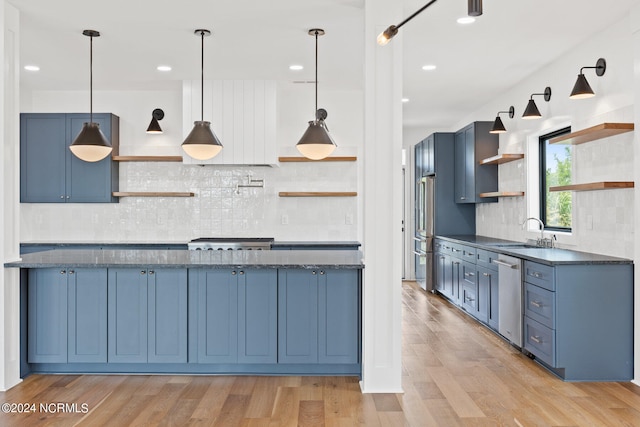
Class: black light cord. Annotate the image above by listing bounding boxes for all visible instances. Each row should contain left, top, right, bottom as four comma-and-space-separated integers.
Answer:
396, 0, 438, 30
200, 30, 205, 122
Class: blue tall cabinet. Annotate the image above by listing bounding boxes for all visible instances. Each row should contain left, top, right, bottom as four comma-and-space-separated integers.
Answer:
20, 113, 119, 203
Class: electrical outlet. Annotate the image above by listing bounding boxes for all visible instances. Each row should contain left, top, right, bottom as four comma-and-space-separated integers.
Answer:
281, 214, 289, 225
345, 214, 353, 225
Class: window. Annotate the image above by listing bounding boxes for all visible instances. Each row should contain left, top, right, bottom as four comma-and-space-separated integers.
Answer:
539, 127, 572, 231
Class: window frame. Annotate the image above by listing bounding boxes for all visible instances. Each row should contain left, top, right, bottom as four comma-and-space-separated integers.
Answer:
538, 126, 572, 232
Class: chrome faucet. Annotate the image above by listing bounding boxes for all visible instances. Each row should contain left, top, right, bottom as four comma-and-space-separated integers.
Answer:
521, 217, 548, 246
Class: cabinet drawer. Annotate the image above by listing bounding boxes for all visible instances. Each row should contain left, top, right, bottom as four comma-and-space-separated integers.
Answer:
461, 262, 476, 286
461, 283, 477, 314
449, 243, 464, 258
524, 261, 554, 291
461, 245, 477, 262
476, 249, 498, 270
524, 283, 555, 329
524, 317, 556, 367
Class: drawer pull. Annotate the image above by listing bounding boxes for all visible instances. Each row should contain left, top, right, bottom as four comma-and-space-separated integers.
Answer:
531, 271, 542, 278
68, 270, 74, 275
464, 272, 475, 277
140, 270, 146, 275
530, 335, 543, 344
239, 271, 244, 275
493, 259, 519, 269
465, 296, 475, 302
60, 270, 66, 274
482, 272, 490, 277
530, 301, 543, 308
452, 248, 461, 253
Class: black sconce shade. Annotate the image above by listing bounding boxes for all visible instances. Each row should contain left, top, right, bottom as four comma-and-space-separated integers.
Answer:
570, 58, 606, 99
146, 108, 164, 134
522, 87, 552, 120
490, 106, 514, 134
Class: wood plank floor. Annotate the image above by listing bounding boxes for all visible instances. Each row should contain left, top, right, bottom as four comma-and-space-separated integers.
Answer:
1, 281, 639, 426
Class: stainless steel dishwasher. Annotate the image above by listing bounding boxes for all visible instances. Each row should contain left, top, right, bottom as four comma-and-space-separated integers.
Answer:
493, 254, 523, 348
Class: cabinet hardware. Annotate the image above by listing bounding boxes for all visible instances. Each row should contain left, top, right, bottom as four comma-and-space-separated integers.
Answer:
239, 271, 244, 275
140, 270, 146, 275
464, 272, 475, 277
532, 272, 542, 278
530, 335, 542, 344
320, 271, 325, 275
149, 271, 154, 275
412, 250, 426, 257
482, 272, 490, 277
60, 270, 66, 274
465, 296, 475, 302
452, 248, 461, 252
493, 259, 519, 268
68, 270, 74, 275
312, 271, 317, 275
530, 301, 543, 308
60, 195, 64, 199
231, 271, 237, 275
66, 195, 70, 199
453, 261, 460, 265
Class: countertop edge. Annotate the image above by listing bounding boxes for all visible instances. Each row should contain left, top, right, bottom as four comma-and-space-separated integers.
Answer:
436, 235, 633, 265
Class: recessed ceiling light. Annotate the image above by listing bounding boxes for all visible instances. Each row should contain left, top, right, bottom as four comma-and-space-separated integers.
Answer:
24, 65, 40, 71
402, 98, 410, 103
421, 64, 437, 71
457, 17, 476, 24
289, 65, 304, 71
157, 65, 172, 72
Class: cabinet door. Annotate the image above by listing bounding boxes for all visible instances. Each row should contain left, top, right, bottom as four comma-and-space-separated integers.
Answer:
20, 114, 67, 203
450, 258, 462, 305
108, 269, 148, 363
148, 269, 188, 363
463, 126, 476, 201
238, 270, 277, 364
278, 269, 319, 364
434, 252, 447, 293
461, 262, 477, 314
414, 141, 423, 179
454, 128, 467, 203
424, 135, 434, 175
476, 266, 491, 325
66, 114, 117, 203
198, 270, 238, 363
318, 269, 359, 364
68, 268, 107, 363
28, 269, 68, 363
487, 269, 499, 330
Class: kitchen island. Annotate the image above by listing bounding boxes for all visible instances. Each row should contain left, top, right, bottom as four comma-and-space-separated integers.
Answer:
6, 249, 363, 378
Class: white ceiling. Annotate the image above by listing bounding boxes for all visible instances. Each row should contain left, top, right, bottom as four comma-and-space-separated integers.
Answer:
11, 0, 640, 130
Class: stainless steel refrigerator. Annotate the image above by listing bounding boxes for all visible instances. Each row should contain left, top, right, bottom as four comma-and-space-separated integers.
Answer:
414, 175, 434, 291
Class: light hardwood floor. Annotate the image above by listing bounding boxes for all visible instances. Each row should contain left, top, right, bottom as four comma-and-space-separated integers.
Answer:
1, 281, 639, 426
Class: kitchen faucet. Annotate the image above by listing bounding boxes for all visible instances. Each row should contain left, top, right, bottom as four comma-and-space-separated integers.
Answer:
521, 217, 554, 247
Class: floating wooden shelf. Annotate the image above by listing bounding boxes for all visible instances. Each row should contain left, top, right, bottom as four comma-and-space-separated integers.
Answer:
479, 191, 525, 198
278, 156, 357, 162
479, 154, 524, 165
549, 123, 634, 145
113, 192, 195, 197
549, 182, 634, 192
113, 156, 183, 162
278, 192, 357, 197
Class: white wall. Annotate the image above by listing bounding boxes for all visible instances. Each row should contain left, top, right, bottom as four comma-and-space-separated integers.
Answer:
20, 85, 363, 242
452, 17, 635, 259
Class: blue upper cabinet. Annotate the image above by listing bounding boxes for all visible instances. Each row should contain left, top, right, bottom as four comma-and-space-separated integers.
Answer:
20, 113, 119, 203
454, 122, 498, 203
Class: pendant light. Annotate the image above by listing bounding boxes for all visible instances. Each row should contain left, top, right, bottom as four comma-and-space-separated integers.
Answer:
146, 108, 164, 134
296, 29, 336, 160
69, 30, 112, 162
182, 29, 223, 160
489, 106, 514, 134
570, 58, 606, 99
522, 87, 552, 120
377, 0, 438, 45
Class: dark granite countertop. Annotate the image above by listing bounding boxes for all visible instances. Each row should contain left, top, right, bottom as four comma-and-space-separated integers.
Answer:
437, 235, 632, 265
5, 249, 364, 269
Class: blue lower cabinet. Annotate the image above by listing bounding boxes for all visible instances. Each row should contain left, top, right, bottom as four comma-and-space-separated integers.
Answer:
278, 269, 319, 363
108, 268, 188, 363
108, 269, 148, 363
148, 269, 188, 363
68, 269, 107, 363
28, 268, 107, 364
238, 270, 278, 364
192, 269, 277, 364
278, 268, 360, 365
318, 269, 359, 364
28, 269, 68, 363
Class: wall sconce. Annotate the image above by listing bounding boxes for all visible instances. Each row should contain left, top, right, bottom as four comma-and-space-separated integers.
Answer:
146, 108, 164, 134
522, 87, 552, 120
489, 106, 514, 134
570, 58, 606, 99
